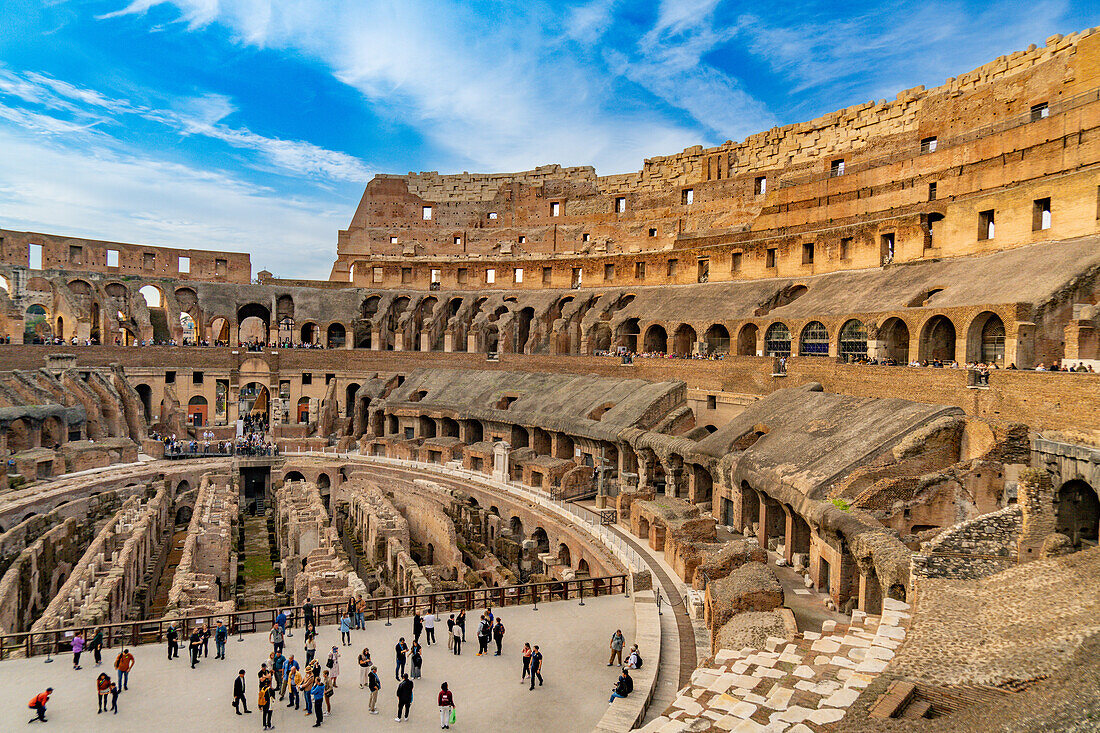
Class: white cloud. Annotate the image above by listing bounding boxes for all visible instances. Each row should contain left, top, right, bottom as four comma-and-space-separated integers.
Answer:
0, 127, 342, 279
101, 0, 729, 173
0, 67, 372, 183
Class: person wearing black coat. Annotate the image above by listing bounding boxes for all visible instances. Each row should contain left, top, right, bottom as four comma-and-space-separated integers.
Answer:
395, 673, 414, 722
233, 669, 252, 714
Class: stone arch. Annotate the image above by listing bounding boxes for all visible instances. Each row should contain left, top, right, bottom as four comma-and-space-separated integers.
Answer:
7, 418, 32, 452
418, 415, 437, 438
671, 323, 696, 356
138, 284, 163, 308
616, 318, 640, 352
40, 416, 63, 447
577, 558, 590, 576
838, 319, 868, 362
297, 396, 310, 424
879, 317, 910, 363
317, 473, 330, 490
737, 323, 759, 356
1055, 479, 1099, 548
237, 302, 270, 345
920, 315, 957, 362
345, 383, 360, 418
764, 322, 791, 357
326, 322, 347, 348
135, 384, 153, 422
704, 324, 730, 355
24, 304, 50, 341
509, 516, 525, 539
798, 321, 830, 357
966, 311, 1006, 365
285, 470, 306, 482
590, 322, 612, 353
300, 321, 319, 344
209, 317, 230, 344
643, 324, 667, 353
531, 527, 550, 554
175, 505, 193, 526
557, 543, 572, 567
515, 306, 535, 353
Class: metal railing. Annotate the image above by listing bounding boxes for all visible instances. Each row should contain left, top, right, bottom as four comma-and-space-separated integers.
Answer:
0, 575, 625, 661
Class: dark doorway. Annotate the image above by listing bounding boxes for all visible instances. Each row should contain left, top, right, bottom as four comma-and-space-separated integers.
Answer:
241, 466, 270, 515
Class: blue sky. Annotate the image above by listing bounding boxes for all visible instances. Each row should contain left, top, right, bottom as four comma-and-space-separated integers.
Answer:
0, 1, 1094, 279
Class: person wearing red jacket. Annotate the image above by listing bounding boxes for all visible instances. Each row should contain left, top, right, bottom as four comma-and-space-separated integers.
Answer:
437, 682, 455, 730
28, 688, 52, 723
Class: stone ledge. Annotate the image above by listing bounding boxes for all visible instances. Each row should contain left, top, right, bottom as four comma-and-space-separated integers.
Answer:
594, 590, 662, 733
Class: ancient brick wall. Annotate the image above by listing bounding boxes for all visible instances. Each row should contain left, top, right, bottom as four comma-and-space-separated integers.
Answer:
910, 505, 1023, 580
166, 472, 238, 617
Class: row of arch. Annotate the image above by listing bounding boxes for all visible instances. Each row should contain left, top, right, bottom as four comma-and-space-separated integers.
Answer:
610, 312, 1007, 363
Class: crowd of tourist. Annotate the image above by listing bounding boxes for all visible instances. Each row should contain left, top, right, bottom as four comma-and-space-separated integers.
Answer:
153, 428, 279, 457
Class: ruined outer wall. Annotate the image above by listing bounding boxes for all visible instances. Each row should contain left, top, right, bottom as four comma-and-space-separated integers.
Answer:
334, 29, 1100, 282
0, 229, 251, 284
0, 518, 82, 634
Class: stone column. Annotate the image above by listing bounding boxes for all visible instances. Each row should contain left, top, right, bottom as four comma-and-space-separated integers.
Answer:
1017, 468, 1055, 562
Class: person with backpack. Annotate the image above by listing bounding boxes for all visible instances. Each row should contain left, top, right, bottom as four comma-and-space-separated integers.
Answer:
410, 641, 423, 679
258, 677, 274, 730
608, 630, 624, 667
367, 665, 381, 715
438, 681, 455, 730
114, 648, 134, 690
608, 668, 633, 704
626, 645, 642, 669
90, 628, 104, 667
476, 614, 490, 656
27, 688, 52, 723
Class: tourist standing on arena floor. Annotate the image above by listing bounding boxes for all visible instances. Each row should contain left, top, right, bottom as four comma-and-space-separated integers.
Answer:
323, 668, 335, 715
270, 623, 284, 655
304, 623, 317, 664
395, 637, 408, 679
358, 648, 372, 687
108, 681, 119, 715
452, 622, 462, 655
456, 610, 466, 641
233, 669, 252, 714
413, 611, 423, 645
396, 673, 414, 722
258, 677, 274, 730
303, 597, 314, 629
301, 665, 315, 717
90, 627, 104, 667
282, 653, 298, 700
339, 612, 352, 646
96, 672, 111, 713
476, 613, 489, 656
423, 611, 436, 645
367, 665, 381, 714
446, 614, 455, 651
114, 648, 134, 690
529, 645, 544, 689
201, 623, 211, 657
608, 630, 624, 667
521, 643, 532, 680
287, 661, 302, 709
411, 641, 423, 679
438, 682, 455, 730
72, 631, 85, 669
189, 627, 202, 668
326, 646, 341, 687
310, 676, 325, 727
493, 618, 505, 656
167, 624, 179, 659
215, 620, 229, 659
27, 687, 51, 723
356, 595, 367, 630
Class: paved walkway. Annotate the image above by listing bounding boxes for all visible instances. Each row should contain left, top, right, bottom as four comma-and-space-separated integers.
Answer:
1, 596, 633, 732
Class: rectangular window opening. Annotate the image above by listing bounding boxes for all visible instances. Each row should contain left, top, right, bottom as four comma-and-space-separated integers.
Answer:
634, 261, 646, 280
571, 267, 582, 288
430, 268, 441, 284
513, 268, 523, 284
1033, 198, 1051, 231
754, 176, 767, 195
401, 267, 413, 284
453, 236, 462, 245
802, 243, 815, 265
880, 233, 895, 263
550, 202, 560, 217
920, 136, 938, 154
488, 212, 498, 220
604, 263, 615, 281
28, 243, 43, 269
178, 256, 190, 274
978, 210, 995, 240
69, 245, 82, 264
681, 188, 694, 205
1030, 102, 1049, 122
106, 249, 120, 267
518, 235, 525, 244
193, 371, 204, 384
840, 237, 852, 260
730, 252, 743, 273
486, 268, 496, 284
766, 248, 777, 268
615, 197, 626, 213
422, 206, 432, 220
541, 266, 552, 285
928, 182, 937, 201
830, 159, 845, 177
697, 258, 709, 283
373, 267, 384, 283
582, 233, 590, 242
143, 252, 155, 271
390, 236, 398, 244
302, 373, 312, 385
648, 228, 657, 237
667, 258, 678, 277
706, 395, 717, 410
215, 258, 227, 276
457, 267, 468, 285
